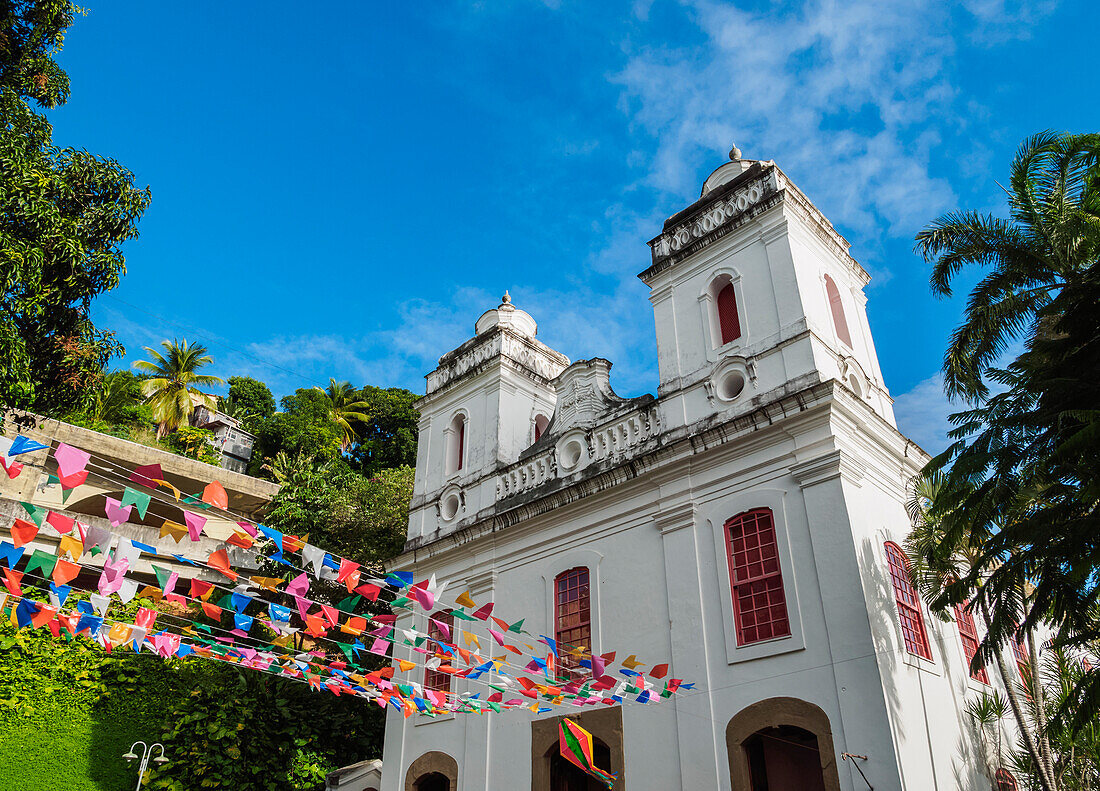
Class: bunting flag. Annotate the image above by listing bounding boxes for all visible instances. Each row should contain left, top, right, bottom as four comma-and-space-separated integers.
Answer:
559, 718, 618, 788
0, 434, 694, 722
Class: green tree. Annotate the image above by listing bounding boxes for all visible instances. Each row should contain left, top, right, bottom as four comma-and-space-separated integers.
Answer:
132, 339, 224, 438
252, 388, 345, 470
349, 385, 419, 475
917, 132, 1100, 733
906, 474, 1057, 790
966, 649, 1100, 789
219, 376, 275, 431
316, 379, 370, 451
0, 1, 151, 415
76, 369, 147, 426
264, 464, 412, 568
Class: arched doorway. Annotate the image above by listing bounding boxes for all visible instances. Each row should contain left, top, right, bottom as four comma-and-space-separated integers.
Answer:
404, 751, 458, 791
743, 724, 826, 791
548, 738, 613, 791
726, 698, 841, 791
531, 708, 625, 791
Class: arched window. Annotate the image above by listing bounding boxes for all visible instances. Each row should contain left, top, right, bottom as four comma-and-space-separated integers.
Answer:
446, 413, 466, 475
533, 414, 550, 442
554, 568, 591, 671
413, 772, 449, 791
995, 768, 1018, 791
716, 282, 742, 345
885, 542, 932, 660
954, 600, 988, 683
824, 274, 852, 348
724, 509, 790, 645
424, 611, 455, 693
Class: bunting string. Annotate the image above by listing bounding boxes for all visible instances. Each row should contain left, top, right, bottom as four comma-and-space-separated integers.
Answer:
0, 434, 694, 716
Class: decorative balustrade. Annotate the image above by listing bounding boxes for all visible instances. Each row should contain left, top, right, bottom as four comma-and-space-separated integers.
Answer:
495, 405, 661, 501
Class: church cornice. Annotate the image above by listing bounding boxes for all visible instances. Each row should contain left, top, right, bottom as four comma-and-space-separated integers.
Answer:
639, 162, 870, 289
419, 325, 570, 402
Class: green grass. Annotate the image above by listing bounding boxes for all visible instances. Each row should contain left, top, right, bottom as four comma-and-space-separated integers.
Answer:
0, 695, 161, 791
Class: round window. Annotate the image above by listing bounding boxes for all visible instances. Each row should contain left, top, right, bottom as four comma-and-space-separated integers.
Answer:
559, 439, 584, 471
441, 492, 461, 521
716, 370, 746, 401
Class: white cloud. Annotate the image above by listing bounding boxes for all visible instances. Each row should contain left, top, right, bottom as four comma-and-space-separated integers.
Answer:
611, 0, 1058, 244
893, 372, 957, 454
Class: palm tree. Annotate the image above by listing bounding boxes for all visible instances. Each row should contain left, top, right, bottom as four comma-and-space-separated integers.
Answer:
315, 379, 370, 451
917, 131, 1100, 401
85, 371, 141, 424
133, 339, 224, 438
906, 473, 1058, 791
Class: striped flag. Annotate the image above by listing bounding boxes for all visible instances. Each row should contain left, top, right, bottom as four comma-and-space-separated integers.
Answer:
558, 718, 618, 788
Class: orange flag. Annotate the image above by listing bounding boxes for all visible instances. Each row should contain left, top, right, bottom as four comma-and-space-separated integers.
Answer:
10, 518, 38, 548
202, 480, 228, 510
52, 558, 80, 586
208, 547, 238, 581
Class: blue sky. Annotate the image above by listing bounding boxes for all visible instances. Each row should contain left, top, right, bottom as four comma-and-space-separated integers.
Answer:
51, 0, 1098, 453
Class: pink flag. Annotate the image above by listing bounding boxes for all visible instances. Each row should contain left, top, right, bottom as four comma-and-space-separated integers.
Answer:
184, 511, 207, 541
286, 573, 310, 598
104, 497, 133, 527
54, 442, 90, 479
236, 521, 258, 538
410, 585, 435, 610
294, 595, 312, 620
488, 628, 507, 646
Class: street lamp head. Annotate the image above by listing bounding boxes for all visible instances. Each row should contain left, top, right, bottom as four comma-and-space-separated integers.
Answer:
153, 756, 169, 764
122, 751, 138, 761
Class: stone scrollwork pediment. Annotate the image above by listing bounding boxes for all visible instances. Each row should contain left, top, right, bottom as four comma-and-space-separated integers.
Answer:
550, 359, 638, 433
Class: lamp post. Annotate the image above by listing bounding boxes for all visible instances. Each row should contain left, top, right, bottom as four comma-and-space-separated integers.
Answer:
122, 741, 168, 790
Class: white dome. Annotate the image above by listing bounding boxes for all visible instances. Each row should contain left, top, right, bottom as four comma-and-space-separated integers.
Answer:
701, 142, 756, 197
474, 292, 537, 337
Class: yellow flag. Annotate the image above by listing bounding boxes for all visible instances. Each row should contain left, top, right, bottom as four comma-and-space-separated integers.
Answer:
398, 659, 416, 672
455, 590, 476, 609
159, 520, 188, 543
463, 632, 481, 649
57, 535, 82, 559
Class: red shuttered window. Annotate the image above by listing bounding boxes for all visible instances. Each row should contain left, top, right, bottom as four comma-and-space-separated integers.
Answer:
885, 542, 933, 660
716, 282, 742, 345
555, 568, 591, 671
824, 274, 852, 348
1011, 628, 1031, 683
424, 611, 454, 693
954, 601, 988, 683
456, 418, 465, 471
725, 509, 791, 645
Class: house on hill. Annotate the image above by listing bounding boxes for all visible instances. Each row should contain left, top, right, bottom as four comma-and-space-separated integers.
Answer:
380, 148, 1012, 790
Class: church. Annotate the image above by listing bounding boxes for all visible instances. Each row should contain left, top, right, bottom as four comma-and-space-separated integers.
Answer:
379, 148, 1000, 790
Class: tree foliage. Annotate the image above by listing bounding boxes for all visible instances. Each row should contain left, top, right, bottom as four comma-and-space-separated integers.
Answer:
0, 1, 150, 414
219, 376, 276, 432
348, 385, 419, 476
264, 462, 412, 569
916, 132, 1100, 740
252, 388, 346, 469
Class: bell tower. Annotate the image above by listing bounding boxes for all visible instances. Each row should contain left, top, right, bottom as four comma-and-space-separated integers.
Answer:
406, 293, 569, 546
640, 144, 895, 431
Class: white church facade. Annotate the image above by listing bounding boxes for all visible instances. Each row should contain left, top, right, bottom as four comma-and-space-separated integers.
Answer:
379, 149, 1013, 790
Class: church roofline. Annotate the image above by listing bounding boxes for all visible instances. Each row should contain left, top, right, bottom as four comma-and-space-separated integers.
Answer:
419, 324, 570, 402
639, 161, 870, 288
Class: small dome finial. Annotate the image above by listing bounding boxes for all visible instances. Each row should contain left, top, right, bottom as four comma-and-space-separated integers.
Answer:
501, 290, 512, 305
729, 142, 742, 161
